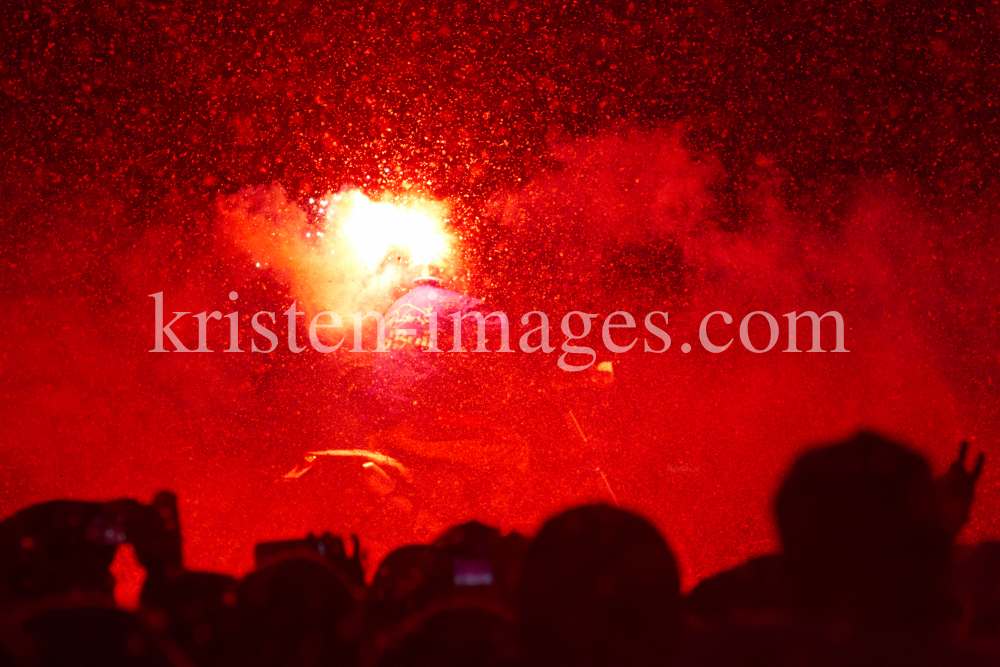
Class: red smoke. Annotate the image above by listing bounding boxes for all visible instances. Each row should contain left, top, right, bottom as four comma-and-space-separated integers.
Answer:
2, 128, 998, 590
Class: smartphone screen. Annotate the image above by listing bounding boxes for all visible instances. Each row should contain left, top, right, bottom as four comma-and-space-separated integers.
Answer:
88, 513, 128, 545
452, 556, 494, 586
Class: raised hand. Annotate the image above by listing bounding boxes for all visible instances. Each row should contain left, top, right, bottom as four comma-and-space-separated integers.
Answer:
936, 441, 985, 537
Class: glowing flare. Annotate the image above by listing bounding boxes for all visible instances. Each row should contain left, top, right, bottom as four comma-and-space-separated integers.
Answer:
332, 190, 449, 271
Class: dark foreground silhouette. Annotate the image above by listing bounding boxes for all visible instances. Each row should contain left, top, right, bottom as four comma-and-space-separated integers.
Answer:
1, 431, 997, 666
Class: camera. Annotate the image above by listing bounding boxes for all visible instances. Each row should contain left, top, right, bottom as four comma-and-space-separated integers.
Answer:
0, 492, 181, 602
255, 532, 364, 586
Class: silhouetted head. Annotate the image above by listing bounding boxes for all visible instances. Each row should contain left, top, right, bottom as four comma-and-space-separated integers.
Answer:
953, 541, 1000, 639
684, 553, 786, 624
518, 504, 681, 667
237, 556, 362, 667
0, 501, 118, 601
433, 521, 500, 554
775, 431, 953, 630
142, 571, 240, 667
21, 607, 181, 667
375, 599, 517, 667
369, 545, 454, 631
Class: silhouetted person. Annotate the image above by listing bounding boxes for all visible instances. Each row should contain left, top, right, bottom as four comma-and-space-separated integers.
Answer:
121, 491, 242, 667
0, 500, 118, 602
518, 504, 681, 667
130, 492, 185, 600
0, 498, 188, 666
235, 556, 362, 667
953, 541, 1000, 643
433, 521, 529, 605
684, 553, 786, 625
368, 545, 454, 635
141, 570, 240, 667
20, 607, 183, 667
775, 431, 958, 632
374, 601, 518, 667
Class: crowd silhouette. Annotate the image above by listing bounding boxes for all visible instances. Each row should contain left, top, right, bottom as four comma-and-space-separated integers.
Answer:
1, 431, 997, 666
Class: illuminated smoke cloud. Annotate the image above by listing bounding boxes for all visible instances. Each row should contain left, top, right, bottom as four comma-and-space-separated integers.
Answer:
495, 128, 717, 244
492, 126, 999, 339
489, 127, 1000, 582
217, 183, 455, 317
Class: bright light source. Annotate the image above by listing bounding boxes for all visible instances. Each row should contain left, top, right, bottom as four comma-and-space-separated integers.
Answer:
332, 190, 449, 271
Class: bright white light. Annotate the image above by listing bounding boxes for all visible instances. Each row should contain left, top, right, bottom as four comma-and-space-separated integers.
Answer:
335, 191, 449, 271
